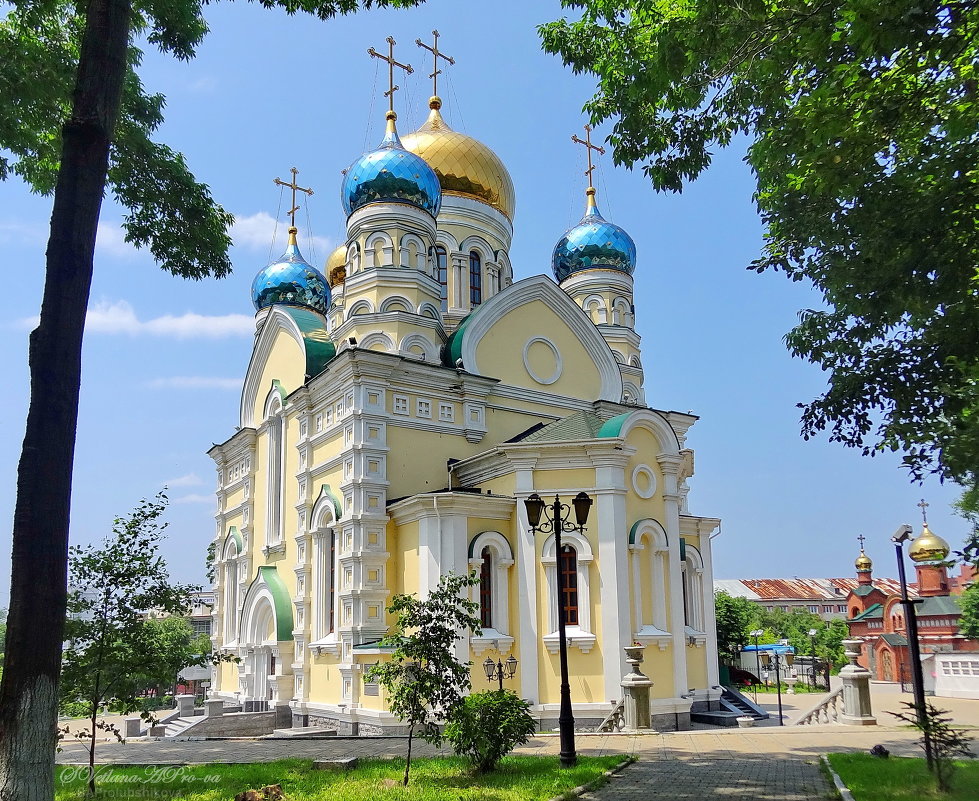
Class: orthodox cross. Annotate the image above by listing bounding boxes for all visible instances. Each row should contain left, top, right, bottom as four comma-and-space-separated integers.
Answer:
415, 30, 454, 97
857, 533, 866, 551
368, 36, 413, 113
918, 498, 930, 524
273, 167, 313, 228
571, 124, 605, 187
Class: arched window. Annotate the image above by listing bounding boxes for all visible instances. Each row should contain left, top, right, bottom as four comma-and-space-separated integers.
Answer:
264, 393, 284, 548
629, 520, 670, 648
469, 251, 482, 306
223, 538, 240, 644
435, 246, 448, 311
479, 546, 493, 628
559, 546, 578, 626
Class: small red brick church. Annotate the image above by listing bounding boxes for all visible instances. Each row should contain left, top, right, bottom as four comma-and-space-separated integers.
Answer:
847, 520, 977, 683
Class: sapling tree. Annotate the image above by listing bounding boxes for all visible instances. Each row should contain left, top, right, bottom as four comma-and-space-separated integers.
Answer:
891, 700, 974, 792
365, 572, 481, 787
60, 493, 224, 796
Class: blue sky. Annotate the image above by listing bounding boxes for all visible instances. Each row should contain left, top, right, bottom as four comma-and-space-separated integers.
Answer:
0, 0, 966, 601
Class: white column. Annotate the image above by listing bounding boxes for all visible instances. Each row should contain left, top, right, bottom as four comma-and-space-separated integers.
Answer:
594, 465, 630, 703
658, 454, 688, 698
513, 466, 539, 704
418, 513, 441, 600
699, 522, 721, 688
631, 548, 642, 632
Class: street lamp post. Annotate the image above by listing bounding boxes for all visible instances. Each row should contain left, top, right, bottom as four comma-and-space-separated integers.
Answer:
892, 523, 933, 769
808, 628, 819, 690
760, 649, 793, 726
749, 630, 764, 704
524, 492, 592, 769
483, 655, 518, 693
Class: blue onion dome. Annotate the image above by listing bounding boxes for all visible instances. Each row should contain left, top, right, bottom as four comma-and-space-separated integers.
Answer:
340, 110, 442, 217
251, 227, 331, 315
551, 188, 637, 282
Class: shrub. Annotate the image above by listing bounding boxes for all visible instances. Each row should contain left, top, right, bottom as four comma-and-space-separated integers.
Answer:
444, 690, 537, 774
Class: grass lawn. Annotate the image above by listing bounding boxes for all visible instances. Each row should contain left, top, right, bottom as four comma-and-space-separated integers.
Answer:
56, 755, 630, 800
827, 753, 979, 800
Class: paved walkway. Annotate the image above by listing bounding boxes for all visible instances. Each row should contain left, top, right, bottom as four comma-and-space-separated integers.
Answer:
55, 685, 979, 801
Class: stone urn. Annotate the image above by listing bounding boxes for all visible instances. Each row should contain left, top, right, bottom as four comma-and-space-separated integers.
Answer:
624, 644, 646, 664
784, 675, 798, 695
621, 644, 652, 730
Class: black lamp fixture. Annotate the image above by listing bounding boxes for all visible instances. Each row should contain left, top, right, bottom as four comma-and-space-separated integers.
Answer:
482, 655, 518, 692
760, 649, 793, 727
524, 491, 592, 769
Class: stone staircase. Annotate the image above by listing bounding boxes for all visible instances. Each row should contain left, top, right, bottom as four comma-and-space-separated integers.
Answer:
163, 717, 197, 738
720, 687, 769, 720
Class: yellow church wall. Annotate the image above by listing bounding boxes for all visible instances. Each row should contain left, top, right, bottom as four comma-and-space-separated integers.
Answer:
531, 468, 595, 493
685, 647, 708, 689
646, 648, 679, 699
474, 300, 601, 400
395, 520, 419, 601
479, 473, 515, 498
385, 426, 464, 498
537, 647, 606, 705
251, 327, 305, 426
224, 487, 246, 517
306, 656, 345, 705
217, 660, 237, 693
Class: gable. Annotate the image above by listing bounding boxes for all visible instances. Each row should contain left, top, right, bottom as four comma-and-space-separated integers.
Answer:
240, 306, 335, 428
458, 275, 621, 402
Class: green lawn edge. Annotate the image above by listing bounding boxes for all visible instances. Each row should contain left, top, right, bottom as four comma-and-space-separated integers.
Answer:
827, 752, 979, 801
56, 754, 633, 801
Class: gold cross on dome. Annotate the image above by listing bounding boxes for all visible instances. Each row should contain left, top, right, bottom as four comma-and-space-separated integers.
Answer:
857, 533, 866, 550
571, 124, 606, 187
273, 167, 314, 228
368, 36, 413, 113
416, 30, 454, 97
917, 498, 930, 524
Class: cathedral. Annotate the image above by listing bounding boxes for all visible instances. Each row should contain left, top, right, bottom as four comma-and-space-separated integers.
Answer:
207, 38, 721, 733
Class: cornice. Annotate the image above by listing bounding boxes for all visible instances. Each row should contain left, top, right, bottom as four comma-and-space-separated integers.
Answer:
388, 492, 516, 525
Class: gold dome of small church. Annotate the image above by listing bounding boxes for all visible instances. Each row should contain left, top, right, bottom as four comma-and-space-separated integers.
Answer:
908, 523, 951, 563
855, 550, 873, 572
325, 245, 346, 288
401, 97, 516, 221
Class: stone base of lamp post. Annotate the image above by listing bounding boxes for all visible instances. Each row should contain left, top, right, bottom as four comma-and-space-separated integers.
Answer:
621, 645, 653, 730
839, 639, 877, 726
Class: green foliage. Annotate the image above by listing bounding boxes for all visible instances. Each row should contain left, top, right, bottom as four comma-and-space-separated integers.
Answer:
890, 701, 974, 792
0, 0, 425, 279
714, 591, 756, 661
958, 583, 979, 641
829, 752, 979, 801
54, 756, 629, 801
365, 572, 482, 786
60, 492, 227, 792
444, 691, 537, 774
541, 1, 979, 506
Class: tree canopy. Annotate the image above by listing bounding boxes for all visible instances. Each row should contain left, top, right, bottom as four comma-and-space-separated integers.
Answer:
541, 0, 979, 505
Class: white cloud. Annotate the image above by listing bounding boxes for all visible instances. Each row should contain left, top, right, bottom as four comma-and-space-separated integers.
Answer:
85, 300, 253, 338
163, 472, 204, 487
0, 220, 46, 245
171, 493, 214, 505
146, 376, 241, 390
189, 75, 218, 93
95, 222, 137, 257
231, 211, 333, 258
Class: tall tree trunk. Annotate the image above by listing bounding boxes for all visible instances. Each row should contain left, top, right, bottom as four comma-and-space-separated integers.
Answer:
0, 0, 132, 798
403, 723, 414, 787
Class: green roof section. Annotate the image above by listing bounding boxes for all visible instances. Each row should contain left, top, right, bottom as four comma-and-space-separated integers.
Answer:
315, 484, 343, 522
849, 603, 883, 622
257, 566, 294, 642
226, 526, 243, 555
852, 585, 881, 597
283, 306, 336, 378
520, 411, 605, 443
881, 633, 909, 647
917, 595, 961, 616
443, 311, 475, 368
597, 412, 631, 438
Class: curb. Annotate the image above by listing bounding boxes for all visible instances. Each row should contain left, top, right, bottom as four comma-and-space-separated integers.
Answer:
820, 755, 855, 801
546, 755, 637, 801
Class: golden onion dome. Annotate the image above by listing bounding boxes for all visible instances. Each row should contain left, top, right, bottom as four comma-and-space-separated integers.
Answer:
908, 523, 951, 563
855, 550, 873, 572
325, 245, 346, 288
401, 96, 515, 221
